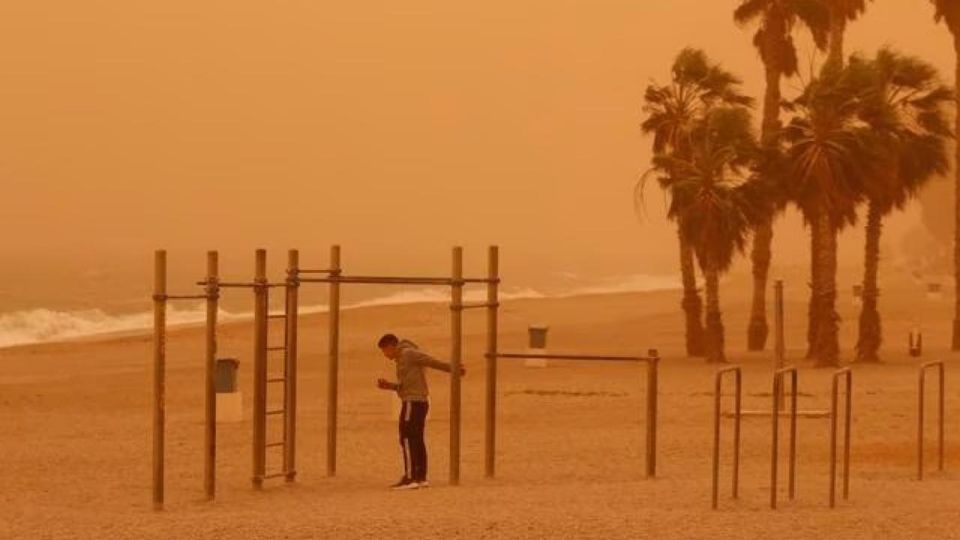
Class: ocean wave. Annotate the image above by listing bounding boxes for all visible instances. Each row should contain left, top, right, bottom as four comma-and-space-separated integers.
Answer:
0, 274, 676, 349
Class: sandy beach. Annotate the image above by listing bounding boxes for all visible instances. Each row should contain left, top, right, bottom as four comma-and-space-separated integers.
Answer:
0, 274, 957, 540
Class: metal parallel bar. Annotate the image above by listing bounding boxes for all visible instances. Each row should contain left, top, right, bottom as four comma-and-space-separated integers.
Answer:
267, 377, 286, 383
830, 368, 853, 508
260, 472, 288, 480
203, 251, 219, 501
266, 442, 285, 449
918, 361, 946, 480
771, 366, 798, 510
252, 250, 268, 490
283, 249, 299, 483
449, 247, 463, 486
152, 250, 166, 511
712, 366, 742, 510
198, 281, 286, 289
327, 246, 341, 477
645, 350, 659, 478
774, 280, 786, 410
267, 409, 285, 416
267, 314, 287, 320
457, 302, 499, 310
484, 246, 499, 479
298, 268, 333, 274
723, 410, 830, 418
266, 346, 286, 352
496, 352, 653, 363
297, 275, 497, 286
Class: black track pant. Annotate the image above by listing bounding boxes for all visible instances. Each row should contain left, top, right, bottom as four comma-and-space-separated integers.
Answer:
399, 400, 429, 481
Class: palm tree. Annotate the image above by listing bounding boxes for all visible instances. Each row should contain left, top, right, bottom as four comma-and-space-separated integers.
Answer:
734, 0, 829, 351
929, 0, 960, 350
640, 49, 753, 357
781, 67, 879, 366
651, 107, 766, 363
849, 49, 954, 362
826, 0, 870, 68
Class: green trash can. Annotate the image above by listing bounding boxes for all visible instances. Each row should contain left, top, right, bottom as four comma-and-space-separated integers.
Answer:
215, 358, 239, 393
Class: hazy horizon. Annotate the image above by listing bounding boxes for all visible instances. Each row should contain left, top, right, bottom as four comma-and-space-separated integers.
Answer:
1, 0, 953, 321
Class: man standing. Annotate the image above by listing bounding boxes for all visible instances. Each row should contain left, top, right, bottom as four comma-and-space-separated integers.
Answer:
376, 333, 465, 490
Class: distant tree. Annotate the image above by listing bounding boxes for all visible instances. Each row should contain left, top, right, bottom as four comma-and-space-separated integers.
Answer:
848, 49, 953, 362
640, 49, 753, 357
734, 0, 830, 351
651, 107, 766, 363
928, 0, 960, 350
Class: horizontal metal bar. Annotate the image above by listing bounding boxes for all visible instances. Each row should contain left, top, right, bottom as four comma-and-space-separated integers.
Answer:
197, 281, 286, 289
266, 346, 286, 351
298, 268, 334, 274
265, 441, 285, 448
494, 352, 653, 363
163, 294, 209, 300
266, 409, 285, 416
260, 472, 288, 480
267, 377, 286, 383
267, 314, 287, 319
724, 410, 830, 418
297, 275, 496, 286
455, 302, 499, 310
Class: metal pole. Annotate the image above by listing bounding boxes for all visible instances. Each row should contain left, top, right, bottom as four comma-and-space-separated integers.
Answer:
484, 246, 499, 478
733, 369, 741, 499
449, 247, 463, 485
152, 250, 167, 511
285, 249, 299, 482
775, 280, 785, 410
788, 370, 797, 500
843, 371, 852, 501
712, 366, 742, 510
918, 367, 926, 481
204, 251, 219, 500
327, 245, 341, 477
770, 373, 780, 509
830, 374, 839, 508
712, 371, 722, 509
253, 249, 267, 489
646, 350, 659, 478
938, 364, 944, 472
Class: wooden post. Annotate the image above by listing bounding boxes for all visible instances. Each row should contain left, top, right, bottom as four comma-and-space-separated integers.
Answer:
484, 246, 499, 478
252, 249, 267, 489
152, 250, 167, 511
645, 349, 659, 478
450, 247, 463, 485
284, 249, 299, 482
327, 245, 341, 477
204, 251, 219, 500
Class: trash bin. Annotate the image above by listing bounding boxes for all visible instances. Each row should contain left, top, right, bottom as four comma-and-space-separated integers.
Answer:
215, 358, 242, 423
525, 325, 549, 368
215, 358, 239, 393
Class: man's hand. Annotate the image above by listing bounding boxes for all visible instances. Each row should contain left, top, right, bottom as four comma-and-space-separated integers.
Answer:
376, 378, 396, 390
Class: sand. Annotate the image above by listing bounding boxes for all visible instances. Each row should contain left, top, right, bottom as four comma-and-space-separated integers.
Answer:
1, 279, 958, 539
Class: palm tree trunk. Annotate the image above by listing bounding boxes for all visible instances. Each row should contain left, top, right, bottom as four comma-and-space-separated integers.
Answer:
747, 54, 783, 352
856, 201, 883, 362
806, 211, 821, 359
704, 264, 726, 364
953, 35, 960, 351
814, 206, 840, 367
679, 227, 706, 357
827, 5, 846, 70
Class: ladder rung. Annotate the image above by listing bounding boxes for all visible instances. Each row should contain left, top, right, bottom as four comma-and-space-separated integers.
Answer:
268, 377, 286, 383
266, 441, 285, 448
261, 472, 288, 480
267, 314, 287, 319
266, 409, 285, 416
267, 346, 286, 351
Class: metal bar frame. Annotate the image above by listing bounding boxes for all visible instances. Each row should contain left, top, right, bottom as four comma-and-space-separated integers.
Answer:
449, 247, 463, 485
252, 250, 268, 489
770, 366, 798, 510
484, 246, 499, 478
488, 349, 660, 478
326, 246, 341, 477
712, 366, 741, 510
284, 250, 299, 482
203, 252, 219, 500
152, 251, 166, 511
918, 360, 945, 481
829, 368, 852, 508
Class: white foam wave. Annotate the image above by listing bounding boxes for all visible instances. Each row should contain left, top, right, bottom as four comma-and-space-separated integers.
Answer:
0, 275, 673, 349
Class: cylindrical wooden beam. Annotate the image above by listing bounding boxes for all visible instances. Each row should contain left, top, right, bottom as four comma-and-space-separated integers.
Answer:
284, 249, 299, 482
152, 250, 167, 511
327, 245, 341, 477
484, 246, 499, 478
252, 249, 268, 489
645, 350, 659, 478
449, 247, 463, 485
204, 251, 219, 500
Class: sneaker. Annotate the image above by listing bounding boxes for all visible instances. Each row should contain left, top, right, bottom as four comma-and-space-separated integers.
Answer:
415, 479, 430, 488
389, 476, 413, 489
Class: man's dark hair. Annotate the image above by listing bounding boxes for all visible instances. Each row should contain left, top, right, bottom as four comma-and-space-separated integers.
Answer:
377, 333, 399, 348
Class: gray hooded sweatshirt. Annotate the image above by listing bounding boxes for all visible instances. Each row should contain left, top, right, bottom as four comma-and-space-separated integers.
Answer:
395, 339, 452, 402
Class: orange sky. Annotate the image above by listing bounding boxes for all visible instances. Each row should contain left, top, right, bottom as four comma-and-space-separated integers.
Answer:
0, 1, 954, 309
